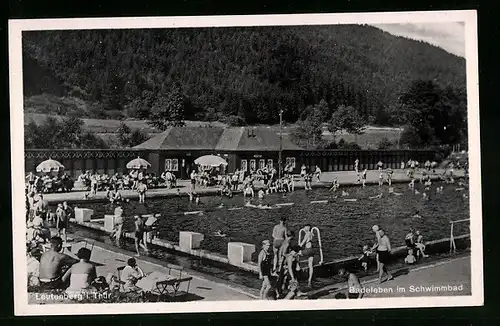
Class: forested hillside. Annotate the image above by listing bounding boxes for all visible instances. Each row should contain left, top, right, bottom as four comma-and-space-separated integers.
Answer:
22, 24, 466, 126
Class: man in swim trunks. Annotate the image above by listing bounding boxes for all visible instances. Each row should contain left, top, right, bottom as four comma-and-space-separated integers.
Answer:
39, 236, 79, 290
338, 268, 364, 299
55, 203, 68, 242
258, 239, 273, 299
272, 217, 288, 273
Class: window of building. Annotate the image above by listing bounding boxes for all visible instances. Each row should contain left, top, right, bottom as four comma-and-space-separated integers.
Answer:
171, 159, 179, 171
250, 159, 256, 171
165, 159, 172, 171
259, 159, 266, 170
241, 159, 248, 171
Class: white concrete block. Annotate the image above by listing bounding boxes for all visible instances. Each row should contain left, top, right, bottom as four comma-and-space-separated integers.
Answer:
179, 231, 204, 251
74, 208, 93, 223
227, 242, 255, 265
104, 215, 116, 233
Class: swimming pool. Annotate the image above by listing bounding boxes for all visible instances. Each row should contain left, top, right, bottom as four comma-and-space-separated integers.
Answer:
74, 181, 470, 263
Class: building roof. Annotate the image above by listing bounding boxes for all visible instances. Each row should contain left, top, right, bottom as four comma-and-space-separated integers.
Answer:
135, 126, 304, 151
134, 127, 225, 150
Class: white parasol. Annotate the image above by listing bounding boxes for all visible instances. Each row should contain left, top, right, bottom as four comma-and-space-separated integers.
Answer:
36, 158, 65, 173
126, 157, 151, 170
194, 155, 228, 167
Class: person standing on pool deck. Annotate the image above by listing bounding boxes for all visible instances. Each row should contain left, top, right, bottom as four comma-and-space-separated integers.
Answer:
354, 159, 359, 173
137, 181, 147, 204
272, 217, 288, 273
55, 203, 68, 243
134, 216, 149, 256
258, 240, 273, 299
112, 205, 124, 247
375, 228, 393, 283
371, 225, 381, 272
190, 169, 197, 192
362, 168, 367, 187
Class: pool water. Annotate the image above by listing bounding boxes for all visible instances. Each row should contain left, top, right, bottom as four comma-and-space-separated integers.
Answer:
72, 181, 470, 263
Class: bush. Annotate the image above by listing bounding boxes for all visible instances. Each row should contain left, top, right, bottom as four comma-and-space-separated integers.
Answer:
336, 139, 361, 150
223, 115, 246, 126
377, 137, 396, 150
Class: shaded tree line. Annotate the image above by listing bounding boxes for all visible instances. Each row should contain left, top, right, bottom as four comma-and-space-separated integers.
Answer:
23, 25, 466, 127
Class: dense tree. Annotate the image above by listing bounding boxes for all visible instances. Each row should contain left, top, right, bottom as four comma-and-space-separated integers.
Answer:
291, 102, 326, 149
25, 116, 107, 149
328, 105, 366, 142
23, 25, 466, 126
148, 85, 187, 130
117, 122, 149, 148
399, 80, 467, 148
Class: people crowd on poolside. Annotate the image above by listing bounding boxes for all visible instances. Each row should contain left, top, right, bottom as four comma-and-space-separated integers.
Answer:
25, 156, 467, 301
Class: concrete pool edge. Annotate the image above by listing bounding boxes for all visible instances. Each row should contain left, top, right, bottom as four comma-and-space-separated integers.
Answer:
69, 217, 471, 276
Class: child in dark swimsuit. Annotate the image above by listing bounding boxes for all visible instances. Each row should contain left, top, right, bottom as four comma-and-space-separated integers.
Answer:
299, 224, 316, 287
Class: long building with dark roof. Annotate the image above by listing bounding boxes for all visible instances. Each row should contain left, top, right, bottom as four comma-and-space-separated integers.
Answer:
134, 126, 304, 178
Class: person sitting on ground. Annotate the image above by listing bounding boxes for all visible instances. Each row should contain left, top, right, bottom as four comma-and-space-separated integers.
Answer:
338, 268, 363, 299
121, 257, 146, 293
415, 230, 429, 258
62, 248, 97, 295
358, 245, 372, 272
404, 248, 417, 265
405, 228, 416, 249
27, 246, 42, 288
39, 236, 79, 289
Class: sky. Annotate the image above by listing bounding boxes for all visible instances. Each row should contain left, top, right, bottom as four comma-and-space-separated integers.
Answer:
370, 22, 466, 57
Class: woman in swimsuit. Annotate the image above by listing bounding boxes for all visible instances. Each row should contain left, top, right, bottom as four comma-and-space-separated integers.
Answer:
134, 216, 149, 256
299, 224, 316, 287
258, 240, 273, 299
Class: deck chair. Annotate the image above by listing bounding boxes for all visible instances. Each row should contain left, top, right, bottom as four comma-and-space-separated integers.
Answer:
142, 268, 193, 302
115, 266, 126, 291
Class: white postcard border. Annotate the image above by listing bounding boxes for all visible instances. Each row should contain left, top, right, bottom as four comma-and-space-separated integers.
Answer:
9, 10, 483, 316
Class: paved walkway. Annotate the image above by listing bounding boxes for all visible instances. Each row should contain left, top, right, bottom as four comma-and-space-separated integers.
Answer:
41, 169, 464, 204
29, 237, 259, 304
310, 255, 471, 299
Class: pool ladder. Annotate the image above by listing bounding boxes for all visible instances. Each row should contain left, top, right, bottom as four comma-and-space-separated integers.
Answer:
298, 226, 324, 265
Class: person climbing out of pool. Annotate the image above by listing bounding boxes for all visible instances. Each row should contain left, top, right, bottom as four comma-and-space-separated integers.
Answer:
338, 268, 364, 299
329, 177, 339, 192
133, 216, 149, 256
415, 230, 429, 258
272, 217, 288, 275
298, 224, 316, 287
258, 240, 273, 299
136, 181, 147, 204
362, 168, 367, 187
374, 228, 394, 284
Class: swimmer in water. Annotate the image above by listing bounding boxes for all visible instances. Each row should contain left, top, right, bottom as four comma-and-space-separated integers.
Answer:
415, 189, 420, 195
412, 210, 422, 219
422, 192, 428, 200
409, 179, 415, 189
341, 190, 349, 197
214, 230, 226, 237
369, 193, 383, 199
272, 217, 288, 274
388, 187, 394, 194
195, 196, 200, 205
189, 192, 194, 202
258, 189, 265, 199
